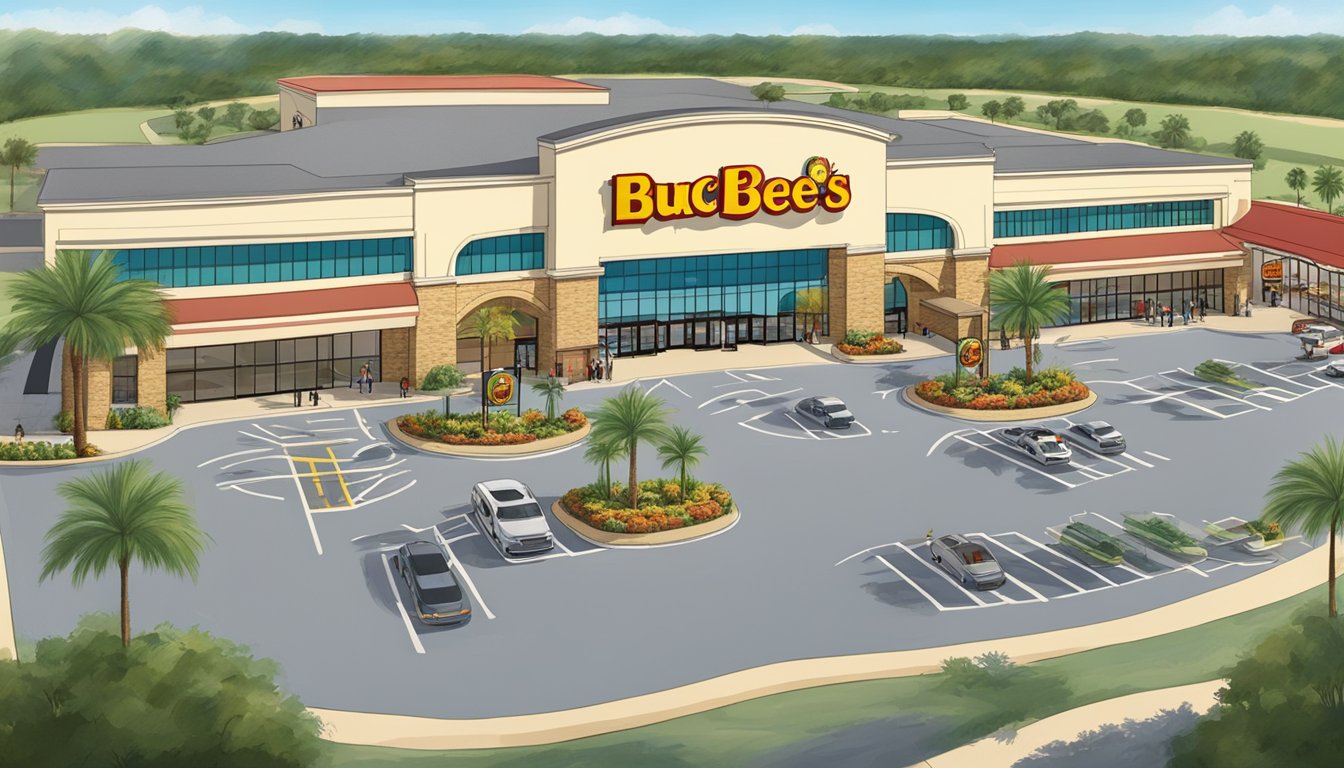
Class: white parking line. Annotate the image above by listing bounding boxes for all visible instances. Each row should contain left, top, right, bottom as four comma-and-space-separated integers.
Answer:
835, 541, 907, 567
1143, 451, 1170, 461
1067, 443, 1138, 473
1002, 573, 1050, 602
724, 371, 749, 382
433, 526, 495, 620
353, 442, 390, 458
225, 485, 284, 502
968, 532, 1086, 593
197, 447, 270, 468
647, 379, 692, 398
380, 553, 426, 655
782, 411, 823, 439
443, 531, 481, 545
352, 470, 412, 504
1074, 358, 1119, 366
307, 417, 345, 424
954, 434, 1078, 488
823, 421, 873, 439
893, 542, 999, 607
354, 409, 375, 441
1214, 359, 1329, 393
744, 372, 778, 381
874, 388, 899, 399
1120, 452, 1155, 468
283, 450, 323, 556
874, 555, 971, 612
1168, 368, 1273, 411
1008, 531, 1121, 587
218, 454, 291, 470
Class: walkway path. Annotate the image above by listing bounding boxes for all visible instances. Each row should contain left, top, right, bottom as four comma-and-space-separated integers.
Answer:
909, 679, 1223, 768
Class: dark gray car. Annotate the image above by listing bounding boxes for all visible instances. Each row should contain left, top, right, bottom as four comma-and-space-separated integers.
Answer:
395, 540, 472, 626
794, 396, 854, 429
929, 533, 1006, 591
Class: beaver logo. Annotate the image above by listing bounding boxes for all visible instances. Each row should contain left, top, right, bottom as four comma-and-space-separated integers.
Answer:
485, 371, 516, 406
957, 338, 983, 369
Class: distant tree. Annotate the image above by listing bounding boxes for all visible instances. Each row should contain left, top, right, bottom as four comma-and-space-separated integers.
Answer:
195, 106, 216, 124
1286, 167, 1308, 206
1233, 130, 1264, 162
187, 122, 212, 144
750, 82, 786, 109
1155, 113, 1192, 148
172, 109, 194, 131
1123, 108, 1147, 132
1074, 109, 1110, 134
1039, 98, 1079, 130
946, 93, 969, 110
1000, 96, 1025, 122
825, 92, 848, 108
163, 93, 197, 110
221, 101, 250, 129
1311, 165, 1343, 213
0, 136, 38, 210
247, 108, 280, 131
1034, 104, 1052, 124
980, 99, 1002, 122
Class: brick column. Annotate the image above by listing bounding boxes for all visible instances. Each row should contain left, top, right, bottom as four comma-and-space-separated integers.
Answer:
380, 328, 411, 384
953, 254, 990, 307
136, 347, 167, 416
549, 276, 599, 381
60, 347, 112, 426
827, 248, 884, 339
410, 283, 458, 384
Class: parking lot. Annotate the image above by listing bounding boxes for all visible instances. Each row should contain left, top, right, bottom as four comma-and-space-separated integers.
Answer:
0, 327, 1334, 719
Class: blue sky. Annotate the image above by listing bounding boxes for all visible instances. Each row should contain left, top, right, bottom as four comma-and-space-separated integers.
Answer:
1, 1, 1342, 37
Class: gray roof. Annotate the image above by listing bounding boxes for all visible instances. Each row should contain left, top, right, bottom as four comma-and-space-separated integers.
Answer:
34, 78, 1247, 204
0, 214, 42, 247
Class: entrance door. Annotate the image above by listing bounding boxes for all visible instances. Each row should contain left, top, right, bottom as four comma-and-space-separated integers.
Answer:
514, 340, 537, 372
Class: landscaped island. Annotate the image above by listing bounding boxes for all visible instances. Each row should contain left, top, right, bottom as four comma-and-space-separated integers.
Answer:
914, 367, 1090, 410
561, 480, 734, 533
835, 329, 902, 356
397, 407, 586, 445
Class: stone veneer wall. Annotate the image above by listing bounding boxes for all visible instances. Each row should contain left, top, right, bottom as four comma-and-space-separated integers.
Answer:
380, 328, 411, 384
827, 248, 885, 338
61, 347, 112, 427
954, 255, 990, 307
136, 347, 167, 416
409, 283, 459, 383
550, 276, 599, 381
1223, 262, 1249, 314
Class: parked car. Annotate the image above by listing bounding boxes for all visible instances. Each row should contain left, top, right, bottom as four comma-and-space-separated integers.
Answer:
1324, 362, 1344, 378
395, 540, 472, 625
1001, 426, 1072, 465
1067, 420, 1126, 454
1296, 324, 1344, 359
794, 396, 854, 429
930, 533, 1006, 590
471, 479, 556, 556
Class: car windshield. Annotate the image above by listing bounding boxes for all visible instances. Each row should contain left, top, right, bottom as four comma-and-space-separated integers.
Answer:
823, 404, 848, 413
409, 552, 449, 575
497, 501, 543, 521
420, 585, 463, 605
954, 544, 995, 565
1038, 440, 1067, 454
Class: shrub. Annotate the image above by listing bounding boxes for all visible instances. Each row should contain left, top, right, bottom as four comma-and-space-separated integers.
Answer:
561, 479, 732, 532
0, 441, 81, 461
561, 407, 588, 427
912, 366, 1090, 410
843, 329, 879, 346
54, 410, 73, 433
165, 393, 182, 421
420, 364, 466, 392
105, 410, 123, 430
521, 409, 546, 425
396, 407, 584, 445
112, 406, 170, 430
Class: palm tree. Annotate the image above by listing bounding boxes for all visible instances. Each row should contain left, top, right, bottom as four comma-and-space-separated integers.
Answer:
1154, 114, 1191, 149
530, 376, 566, 420
40, 460, 209, 647
657, 426, 708, 499
1263, 436, 1344, 618
1, 136, 38, 210
1312, 166, 1344, 214
989, 262, 1072, 384
1286, 167, 1308, 207
583, 434, 626, 496
590, 386, 671, 509
2, 251, 172, 454
794, 287, 828, 342
469, 306, 519, 373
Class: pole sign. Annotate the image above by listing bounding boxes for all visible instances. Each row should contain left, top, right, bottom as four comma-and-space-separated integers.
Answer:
482, 369, 518, 409
957, 337, 984, 376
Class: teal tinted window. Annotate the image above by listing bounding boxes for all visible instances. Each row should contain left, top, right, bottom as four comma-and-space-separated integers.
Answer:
454, 233, 545, 276
994, 200, 1213, 238
107, 237, 412, 287
886, 213, 954, 252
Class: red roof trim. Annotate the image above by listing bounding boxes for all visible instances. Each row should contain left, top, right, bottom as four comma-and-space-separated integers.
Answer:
276, 75, 607, 95
990, 230, 1244, 269
167, 283, 417, 326
1223, 201, 1344, 270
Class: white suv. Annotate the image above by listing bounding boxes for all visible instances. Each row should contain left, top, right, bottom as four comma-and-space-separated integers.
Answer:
470, 480, 556, 556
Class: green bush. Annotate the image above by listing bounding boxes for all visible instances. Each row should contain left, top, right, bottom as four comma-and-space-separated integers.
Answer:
602, 518, 627, 533
53, 410, 73, 433
104, 409, 123, 429
420, 364, 466, 392
843, 329, 879, 346
0, 441, 79, 461
165, 393, 182, 421
0, 615, 323, 768
109, 406, 170, 430
397, 408, 583, 442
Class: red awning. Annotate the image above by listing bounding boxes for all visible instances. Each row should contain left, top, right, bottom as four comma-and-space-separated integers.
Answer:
990, 230, 1245, 269
1223, 201, 1344, 270
167, 283, 418, 326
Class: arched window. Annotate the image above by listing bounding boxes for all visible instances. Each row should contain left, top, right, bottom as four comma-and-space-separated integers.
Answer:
886, 213, 955, 252
454, 233, 545, 276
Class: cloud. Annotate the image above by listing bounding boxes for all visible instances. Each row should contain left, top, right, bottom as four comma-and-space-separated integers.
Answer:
0, 4, 324, 36
1191, 4, 1344, 36
788, 23, 842, 36
524, 12, 695, 36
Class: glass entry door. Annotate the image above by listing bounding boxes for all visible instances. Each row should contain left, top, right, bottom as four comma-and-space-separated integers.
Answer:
514, 340, 537, 372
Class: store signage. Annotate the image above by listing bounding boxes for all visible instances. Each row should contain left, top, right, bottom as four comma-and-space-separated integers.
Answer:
1292, 318, 1316, 335
609, 156, 851, 226
1261, 261, 1283, 281
957, 337, 984, 371
483, 370, 517, 407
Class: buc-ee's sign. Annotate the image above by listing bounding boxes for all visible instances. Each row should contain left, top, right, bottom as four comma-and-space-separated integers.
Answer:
609, 156, 852, 226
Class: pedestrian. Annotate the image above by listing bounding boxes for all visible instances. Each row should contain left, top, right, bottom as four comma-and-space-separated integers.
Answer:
400, 376, 411, 399
1183, 300, 1191, 325
595, 358, 604, 381
588, 359, 596, 381
1163, 305, 1172, 327
13, 424, 23, 444
1244, 298, 1253, 318
365, 361, 375, 394
1136, 298, 1145, 323
1199, 295, 1208, 321
605, 357, 613, 381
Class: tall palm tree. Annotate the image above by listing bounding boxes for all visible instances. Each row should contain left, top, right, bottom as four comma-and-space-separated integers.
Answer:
530, 376, 566, 420
590, 386, 671, 509
1286, 167, 1308, 207
794, 287, 828, 342
989, 262, 1071, 384
583, 434, 626, 495
469, 306, 519, 373
40, 460, 209, 647
1311, 166, 1343, 214
1263, 436, 1344, 618
1, 136, 38, 210
2, 251, 172, 454
657, 426, 708, 499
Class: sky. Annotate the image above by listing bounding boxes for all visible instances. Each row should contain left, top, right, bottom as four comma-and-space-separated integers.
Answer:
0, 1, 1342, 38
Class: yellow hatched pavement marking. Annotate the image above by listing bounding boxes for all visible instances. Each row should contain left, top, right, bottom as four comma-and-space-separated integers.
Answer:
327, 447, 355, 508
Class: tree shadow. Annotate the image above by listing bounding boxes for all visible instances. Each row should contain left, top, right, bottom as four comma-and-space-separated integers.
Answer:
1011, 703, 1206, 767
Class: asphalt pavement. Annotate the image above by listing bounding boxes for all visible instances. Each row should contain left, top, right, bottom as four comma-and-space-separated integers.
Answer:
0, 327, 1332, 719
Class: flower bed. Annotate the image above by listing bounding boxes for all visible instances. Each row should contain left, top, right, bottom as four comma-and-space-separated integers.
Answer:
0, 441, 99, 461
913, 366, 1090, 410
835, 329, 902, 356
397, 407, 586, 446
561, 479, 734, 534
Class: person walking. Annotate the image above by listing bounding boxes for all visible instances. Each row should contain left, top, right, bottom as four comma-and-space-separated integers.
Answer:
365, 361, 375, 394
1136, 298, 1146, 324
1182, 300, 1191, 325
1199, 295, 1208, 322
399, 376, 411, 399
605, 356, 613, 381
595, 358, 604, 381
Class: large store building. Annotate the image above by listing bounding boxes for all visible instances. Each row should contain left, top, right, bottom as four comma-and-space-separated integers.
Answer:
33, 75, 1261, 420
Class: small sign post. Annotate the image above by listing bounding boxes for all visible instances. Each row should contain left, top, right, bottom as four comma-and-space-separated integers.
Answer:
957, 337, 984, 384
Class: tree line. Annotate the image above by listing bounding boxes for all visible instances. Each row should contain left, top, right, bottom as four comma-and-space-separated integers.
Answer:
1, 29, 1342, 123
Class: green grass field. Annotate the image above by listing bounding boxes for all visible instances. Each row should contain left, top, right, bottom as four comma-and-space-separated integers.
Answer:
324, 583, 1328, 767
0, 270, 24, 326
789, 85, 1344, 207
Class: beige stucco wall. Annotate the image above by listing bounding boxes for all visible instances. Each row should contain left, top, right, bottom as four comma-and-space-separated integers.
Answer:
279, 86, 317, 131
886, 159, 995, 250
315, 90, 609, 109
546, 112, 890, 271
411, 181, 549, 279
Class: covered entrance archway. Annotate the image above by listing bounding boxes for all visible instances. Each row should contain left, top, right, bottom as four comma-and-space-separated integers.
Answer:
456, 302, 543, 376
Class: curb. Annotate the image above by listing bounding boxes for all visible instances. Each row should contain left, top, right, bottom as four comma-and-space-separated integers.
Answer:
309, 545, 1327, 750
549, 498, 739, 546
829, 349, 909, 364
385, 419, 590, 457
900, 386, 1098, 422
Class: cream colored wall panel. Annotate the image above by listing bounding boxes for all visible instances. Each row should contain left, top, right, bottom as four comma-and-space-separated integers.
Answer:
885, 162, 994, 250
994, 166, 1251, 220
413, 182, 549, 279
166, 314, 413, 348
549, 114, 889, 270
317, 90, 609, 109
279, 87, 316, 131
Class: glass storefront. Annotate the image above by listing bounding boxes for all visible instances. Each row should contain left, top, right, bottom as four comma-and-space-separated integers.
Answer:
598, 249, 828, 357
884, 277, 908, 335
166, 330, 380, 403
995, 200, 1214, 239
1256, 250, 1344, 325
1053, 269, 1224, 325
